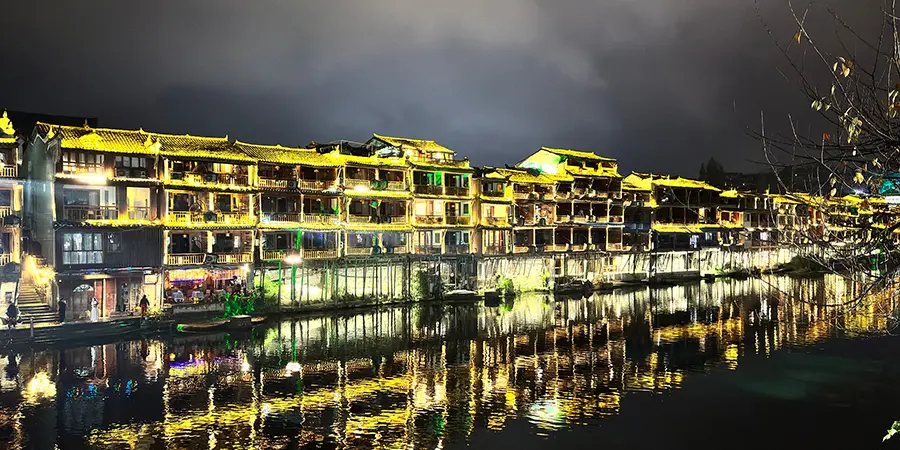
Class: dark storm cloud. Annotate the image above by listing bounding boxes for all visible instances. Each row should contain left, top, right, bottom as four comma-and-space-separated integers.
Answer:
0, 0, 882, 175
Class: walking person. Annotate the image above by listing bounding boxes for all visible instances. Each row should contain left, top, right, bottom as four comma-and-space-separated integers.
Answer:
90, 297, 99, 322
139, 295, 150, 318
4, 302, 18, 330
58, 298, 67, 324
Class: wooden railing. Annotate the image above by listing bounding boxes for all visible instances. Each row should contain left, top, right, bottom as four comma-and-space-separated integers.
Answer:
415, 215, 444, 225
215, 213, 254, 225
481, 190, 505, 198
483, 217, 510, 227
556, 191, 572, 200
513, 246, 529, 254
385, 181, 406, 191
167, 212, 201, 224
445, 244, 470, 255
216, 253, 253, 264
572, 215, 588, 223
386, 246, 408, 254
262, 212, 301, 223
414, 246, 442, 255
127, 207, 151, 221
570, 244, 588, 252
167, 253, 204, 265
557, 215, 571, 223
549, 244, 569, 252
0, 166, 16, 178
513, 191, 531, 200
444, 186, 470, 197
259, 178, 290, 189
0, 206, 12, 218
347, 215, 407, 225
483, 246, 507, 255
346, 247, 373, 256
262, 250, 286, 261
607, 243, 624, 251
303, 249, 338, 260
609, 216, 624, 223
413, 185, 443, 195
299, 180, 334, 190
0, 254, 11, 265
301, 213, 338, 224
64, 205, 118, 221
445, 215, 471, 226
345, 178, 372, 188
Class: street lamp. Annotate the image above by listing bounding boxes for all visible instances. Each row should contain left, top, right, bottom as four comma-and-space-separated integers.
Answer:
284, 251, 303, 306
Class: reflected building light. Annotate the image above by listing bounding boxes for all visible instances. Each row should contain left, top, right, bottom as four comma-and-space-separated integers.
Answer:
25, 372, 56, 405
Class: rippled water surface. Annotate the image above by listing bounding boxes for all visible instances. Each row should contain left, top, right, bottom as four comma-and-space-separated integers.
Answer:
2, 275, 900, 449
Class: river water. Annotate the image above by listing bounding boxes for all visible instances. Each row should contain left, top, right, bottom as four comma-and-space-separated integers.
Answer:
2, 275, 900, 449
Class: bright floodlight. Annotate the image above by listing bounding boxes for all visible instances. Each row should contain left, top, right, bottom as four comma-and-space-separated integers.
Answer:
284, 253, 303, 265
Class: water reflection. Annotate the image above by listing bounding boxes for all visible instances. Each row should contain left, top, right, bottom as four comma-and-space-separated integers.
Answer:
0, 275, 894, 449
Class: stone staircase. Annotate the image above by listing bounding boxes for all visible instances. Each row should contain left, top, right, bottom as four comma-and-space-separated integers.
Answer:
16, 278, 57, 325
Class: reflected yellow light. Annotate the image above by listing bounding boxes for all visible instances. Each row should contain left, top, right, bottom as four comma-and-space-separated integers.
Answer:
24, 372, 56, 404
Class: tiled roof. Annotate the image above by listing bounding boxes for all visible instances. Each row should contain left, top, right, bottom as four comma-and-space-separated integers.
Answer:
36, 123, 255, 163
541, 147, 615, 162
373, 134, 455, 154
235, 141, 342, 167
492, 168, 569, 184
622, 173, 652, 191
652, 177, 721, 192
719, 189, 743, 198
564, 165, 620, 178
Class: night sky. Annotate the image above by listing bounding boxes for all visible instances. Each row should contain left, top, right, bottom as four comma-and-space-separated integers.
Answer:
0, 0, 880, 175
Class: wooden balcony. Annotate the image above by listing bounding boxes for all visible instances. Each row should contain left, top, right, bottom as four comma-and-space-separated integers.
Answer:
346, 178, 373, 188
445, 244, 470, 255
127, 207, 151, 221
299, 179, 335, 191
572, 215, 588, 223
214, 212, 254, 226
0, 254, 11, 265
215, 253, 253, 264
170, 172, 250, 187
556, 191, 572, 200
167, 212, 202, 225
346, 247, 373, 256
301, 213, 338, 225
0, 166, 16, 178
167, 253, 204, 266
414, 245, 442, 255
570, 244, 588, 252
445, 215, 471, 226
513, 245, 529, 254
262, 250, 286, 261
414, 215, 444, 226
483, 216, 510, 227
607, 243, 624, 251
348, 215, 407, 225
483, 246, 507, 255
513, 191, 531, 200
0, 206, 13, 218
609, 215, 624, 223
385, 246, 409, 254
444, 186, 470, 197
259, 178, 291, 189
303, 249, 338, 260
549, 244, 569, 252
262, 212, 301, 223
481, 190, 505, 198
413, 185, 444, 195
63, 205, 118, 221
556, 215, 571, 223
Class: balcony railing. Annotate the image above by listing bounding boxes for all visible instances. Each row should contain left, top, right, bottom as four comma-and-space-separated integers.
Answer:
0, 166, 16, 178
385, 246, 409, 254
444, 186, 470, 197
414, 245, 442, 255
513, 245, 529, 254
304, 249, 338, 260
299, 180, 335, 191
346, 247, 373, 256
301, 213, 338, 224
445, 215, 471, 226
167, 253, 204, 266
556, 191, 572, 200
570, 244, 588, 252
607, 243, 624, 252
214, 212, 254, 225
0, 254, 11, 265
557, 215, 571, 223
64, 205, 118, 221
609, 215, 624, 223
262, 212, 300, 223
483, 217, 510, 227
215, 253, 253, 264
413, 185, 444, 195
513, 191, 531, 200
549, 244, 569, 252
170, 172, 249, 187
346, 178, 373, 188
0, 206, 12, 218
167, 212, 201, 224
572, 215, 588, 223
259, 178, 291, 189
348, 215, 407, 225
127, 207, 151, 221
262, 250, 286, 261
483, 246, 507, 255
445, 244, 470, 255
415, 215, 444, 226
